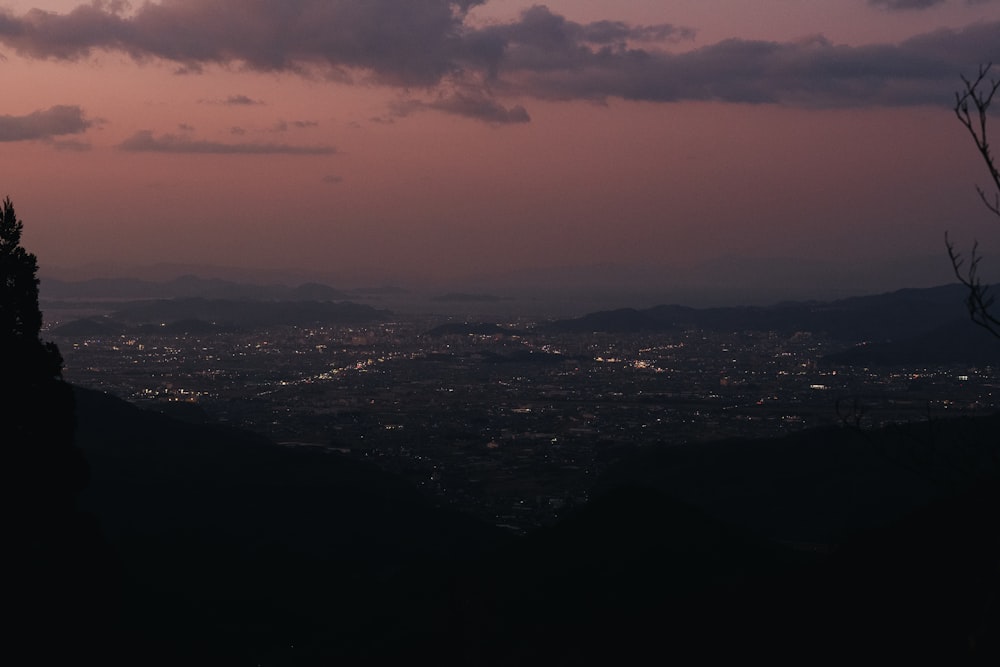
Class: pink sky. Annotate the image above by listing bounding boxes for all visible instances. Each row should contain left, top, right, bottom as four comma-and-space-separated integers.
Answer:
2, 1, 999, 296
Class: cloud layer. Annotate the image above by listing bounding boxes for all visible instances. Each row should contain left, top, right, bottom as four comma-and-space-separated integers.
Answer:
869, 0, 946, 9
0, 105, 93, 141
118, 130, 336, 154
486, 7, 1000, 107
1, 1, 998, 120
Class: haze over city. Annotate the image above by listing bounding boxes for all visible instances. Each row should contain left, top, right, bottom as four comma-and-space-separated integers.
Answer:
2, 0, 999, 300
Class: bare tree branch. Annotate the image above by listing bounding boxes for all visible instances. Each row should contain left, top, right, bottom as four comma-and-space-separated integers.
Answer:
954, 63, 1000, 218
950, 64, 1000, 338
947, 233, 1000, 337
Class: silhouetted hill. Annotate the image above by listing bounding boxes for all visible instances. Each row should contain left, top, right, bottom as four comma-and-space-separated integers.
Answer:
546, 306, 679, 333
66, 382, 1000, 663
50, 299, 387, 335
432, 292, 508, 302
351, 285, 409, 295
42, 275, 350, 301
823, 317, 1000, 366
594, 414, 1000, 545
50, 316, 124, 337
107, 297, 389, 328
364, 405, 1000, 663
72, 387, 504, 664
137, 317, 234, 335
422, 321, 523, 337
582, 414, 1000, 661
289, 281, 347, 300
421, 486, 813, 665
822, 477, 1000, 661
546, 284, 981, 342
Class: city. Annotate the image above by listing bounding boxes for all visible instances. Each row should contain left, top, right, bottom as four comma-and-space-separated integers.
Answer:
48, 312, 999, 531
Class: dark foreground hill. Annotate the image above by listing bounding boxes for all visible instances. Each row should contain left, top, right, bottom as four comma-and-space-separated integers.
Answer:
588, 415, 1000, 661
71, 387, 505, 665
68, 388, 999, 664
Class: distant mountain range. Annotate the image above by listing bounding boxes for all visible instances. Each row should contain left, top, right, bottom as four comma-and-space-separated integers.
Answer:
422, 322, 522, 337
457, 253, 969, 305
41, 274, 352, 301
42, 253, 977, 308
545, 284, 978, 338
45, 279, 1000, 364
50, 297, 389, 334
431, 292, 509, 303
823, 318, 1000, 366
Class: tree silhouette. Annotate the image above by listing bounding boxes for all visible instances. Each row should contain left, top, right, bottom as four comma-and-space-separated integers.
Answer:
1, 196, 105, 663
1, 197, 64, 379
947, 64, 1000, 338
0, 196, 80, 508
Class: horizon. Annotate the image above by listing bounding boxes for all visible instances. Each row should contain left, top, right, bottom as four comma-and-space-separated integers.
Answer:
4, 1, 1000, 292
37, 256, 980, 319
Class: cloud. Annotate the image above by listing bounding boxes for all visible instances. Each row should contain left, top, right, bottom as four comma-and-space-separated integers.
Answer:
322, 174, 343, 184
431, 93, 529, 123
491, 16, 1000, 108
0, 105, 93, 141
223, 94, 263, 106
199, 94, 264, 106
118, 130, 336, 154
0, 2, 997, 121
869, 0, 945, 9
0, 0, 487, 85
869, 0, 996, 9
472, 5, 694, 60
392, 88, 530, 124
271, 119, 319, 132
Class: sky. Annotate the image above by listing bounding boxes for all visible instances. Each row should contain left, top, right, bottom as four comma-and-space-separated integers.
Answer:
2, 1, 999, 300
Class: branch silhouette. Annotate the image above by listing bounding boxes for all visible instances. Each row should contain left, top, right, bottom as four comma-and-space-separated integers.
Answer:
948, 63, 1000, 338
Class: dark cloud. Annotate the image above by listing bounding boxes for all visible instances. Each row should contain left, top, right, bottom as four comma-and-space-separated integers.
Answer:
118, 130, 336, 154
224, 94, 263, 106
492, 16, 1000, 108
869, 0, 996, 8
323, 174, 344, 184
0, 2, 997, 122
429, 93, 530, 124
580, 21, 696, 45
392, 88, 530, 124
199, 95, 264, 105
473, 5, 693, 65
0, 105, 93, 141
270, 119, 317, 132
868, 0, 946, 9
0, 0, 487, 85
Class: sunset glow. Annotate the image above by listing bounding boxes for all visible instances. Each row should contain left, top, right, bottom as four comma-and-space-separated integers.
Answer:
2, 0, 998, 299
